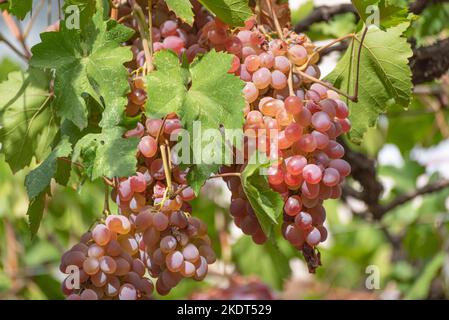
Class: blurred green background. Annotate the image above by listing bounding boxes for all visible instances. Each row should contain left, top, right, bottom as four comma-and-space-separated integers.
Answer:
1, 0, 449, 299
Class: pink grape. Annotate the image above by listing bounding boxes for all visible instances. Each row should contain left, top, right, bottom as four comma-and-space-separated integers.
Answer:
285, 96, 303, 115
284, 196, 302, 216
322, 168, 340, 187
163, 36, 185, 54
311, 111, 332, 132
271, 70, 288, 90
306, 228, 322, 246
288, 45, 308, 65
303, 164, 323, 184
274, 56, 290, 73
252, 68, 272, 89
286, 155, 307, 176
139, 136, 158, 158
243, 82, 259, 103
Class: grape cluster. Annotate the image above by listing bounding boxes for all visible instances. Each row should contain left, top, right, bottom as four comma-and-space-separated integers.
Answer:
136, 207, 216, 295
60, 215, 154, 300
197, 17, 352, 251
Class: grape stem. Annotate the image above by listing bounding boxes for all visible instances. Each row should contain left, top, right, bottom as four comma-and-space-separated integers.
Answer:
103, 181, 111, 216
352, 26, 369, 103
265, 0, 285, 41
210, 172, 241, 179
1, 11, 31, 59
298, 33, 355, 72
296, 68, 357, 102
155, 115, 168, 145
130, 0, 154, 73
160, 144, 173, 191
0, 32, 28, 61
170, 184, 189, 199
148, 0, 154, 56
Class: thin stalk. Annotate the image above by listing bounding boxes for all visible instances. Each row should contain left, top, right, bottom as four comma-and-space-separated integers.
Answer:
131, 0, 153, 73
1, 11, 31, 58
352, 27, 368, 103
160, 144, 172, 191
265, 0, 284, 40
296, 68, 357, 102
0, 33, 28, 61
148, 0, 153, 56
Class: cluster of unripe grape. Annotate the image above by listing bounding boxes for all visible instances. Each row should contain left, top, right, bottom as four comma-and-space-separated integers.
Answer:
60, 215, 154, 300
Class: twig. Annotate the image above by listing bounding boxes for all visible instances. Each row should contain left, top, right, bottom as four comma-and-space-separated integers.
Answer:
380, 179, 449, 214
160, 144, 172, 191
0, 32, 28, 60
103, 181, 111, 216
265, 0, 284, 40
352, 27, 368, 103
209, 172, 241, 179
130, 0, 153, 73
296, 68, 357, 102
1, 11, 31, 58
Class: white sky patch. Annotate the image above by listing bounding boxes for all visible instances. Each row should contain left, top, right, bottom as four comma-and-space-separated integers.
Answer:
378, 144, 405, 168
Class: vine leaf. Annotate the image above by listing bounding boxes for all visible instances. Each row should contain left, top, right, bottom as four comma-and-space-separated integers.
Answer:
146, 50, 246, 194
233, 236, 291, 290
352, 0, 410, 30
199, 0, 253, 27
325, 23, 413, 143
72, 127, 139, 180
0, 69, 57, 173
0, 0, 32, 19
25, 138, 73, 200
30, 4, 134, 129
27, 191, 47, 239
165, 0, 194, 25
241, 154, 284, 239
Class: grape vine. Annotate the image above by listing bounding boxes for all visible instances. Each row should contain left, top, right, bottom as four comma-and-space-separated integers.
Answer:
0, 0, 418, 300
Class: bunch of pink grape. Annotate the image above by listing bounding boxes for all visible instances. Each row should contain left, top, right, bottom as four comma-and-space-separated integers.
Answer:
135, 206, 216, 295
60, 215, 154, 300
121, 0, 211, 71
198, 18, 352, 251
115, 113, 195, 215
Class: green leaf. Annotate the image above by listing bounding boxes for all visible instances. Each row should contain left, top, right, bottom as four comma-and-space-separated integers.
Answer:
0, 69, 57, 173
25, 138, 72, 200
30, 4, 134, 129
1, 0, 32, 19
165, 0, 194, 25
0, 58, 21, 82
386, 99, 441, 154
404, 252, 445, 299
146, 50, 246, 193
199, 0, 253, 27
26, 191, 47, 238
241, 154, 284, 238
187, 163, 220, 196
73, 127, 139, 180
325, 23, 413, 143
233, 236, 290, 290
352, 0, 410, 30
